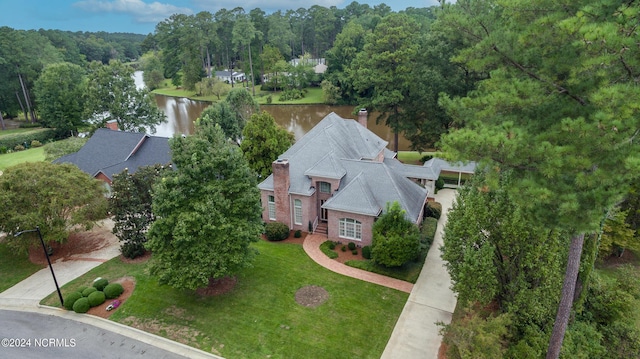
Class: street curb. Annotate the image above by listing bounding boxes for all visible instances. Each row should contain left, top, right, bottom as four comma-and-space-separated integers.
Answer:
0, 301, 223, 359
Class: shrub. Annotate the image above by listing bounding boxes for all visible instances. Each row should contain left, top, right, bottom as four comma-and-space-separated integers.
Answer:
0, 146, 8, 154
266, 95, 273, 104
341, 245, 347, 252
72, 297, 90, 313
87, 291, 106, 307
362, 246, 372, 259
265, 222, 289, 241
13, 144, 25, 151
77, 286, 88, 294
103, 283, 124, 299
294, 230, 302, 238
420, 217, 438, 247
82, 287, 97, 297
420, 154, 433, 163
435, 177, 445, 192
425, 202, 442, 220
319, 241, 338, 259
0, 128, 58, 150
63, 292, 83, 310
93, 278, 109, 291
30, 140, 42, 147
348, 242, 356, 250
121, 242, 146, 259
352, 249, 358, 255
372, 202, 421, 267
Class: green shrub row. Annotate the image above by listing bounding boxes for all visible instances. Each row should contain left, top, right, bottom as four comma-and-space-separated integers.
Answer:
265, 222, 289, 241
420, 217, 438, 248
320, 241, 338, 259
63, 278, 124, 313
425, 202, 442, 220
0, 128, 58, 150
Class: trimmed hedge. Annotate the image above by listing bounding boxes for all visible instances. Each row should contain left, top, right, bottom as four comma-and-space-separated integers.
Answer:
425, 202, 442, 220
72, 297, 90, 313
0, 128, 58, 150
87, 291, 106, 307
265, 222, 289, 241
82, 287, 97, 297
63, 292, 83, 310
77, 286, 88, 294
362, 245, 372, 260
420, 217, 438, 247
103, 283, 124, 299
93, 278, 109, 291
347, 242, 356, 250
319, 241, 338, 259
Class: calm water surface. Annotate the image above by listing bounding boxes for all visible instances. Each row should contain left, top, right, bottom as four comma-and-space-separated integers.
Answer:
136, 72, 411, 150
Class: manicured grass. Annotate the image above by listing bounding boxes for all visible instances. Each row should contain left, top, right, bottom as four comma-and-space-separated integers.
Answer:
256, 88, 324, 105
397, 151, 436, 165
0, 147, 45, 171
42, 240, 408, 359
0, 127, 36, 136
319, 240, 338, 259
0, 242, 44, 293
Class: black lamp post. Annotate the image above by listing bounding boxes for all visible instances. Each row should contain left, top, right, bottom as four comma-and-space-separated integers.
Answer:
14, 226, 64, 306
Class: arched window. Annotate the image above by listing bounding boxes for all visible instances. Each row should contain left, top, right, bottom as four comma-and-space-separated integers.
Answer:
339, 218, 362, 240
294, 199, 303, 225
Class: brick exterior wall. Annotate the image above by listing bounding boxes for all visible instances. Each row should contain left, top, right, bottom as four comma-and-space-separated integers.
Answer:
272, 159, 291, 225
327, 209, 376, 247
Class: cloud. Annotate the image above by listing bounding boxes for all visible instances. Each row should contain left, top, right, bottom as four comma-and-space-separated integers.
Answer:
73, 0, 193, 23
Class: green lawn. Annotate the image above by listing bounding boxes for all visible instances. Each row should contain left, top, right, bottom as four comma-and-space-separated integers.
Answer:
41, 240, 408, 359
397, 151, 436, 165
0, 127, 36, 135
0, 147, 45, 171
256, 88, 324, 105
0, 242, 44, 293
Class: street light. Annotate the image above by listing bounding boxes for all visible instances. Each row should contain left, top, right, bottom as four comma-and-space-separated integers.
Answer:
14, 226, 64, 307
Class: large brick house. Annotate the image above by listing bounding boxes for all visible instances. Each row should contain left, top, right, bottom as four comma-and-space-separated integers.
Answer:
258, 111, 436, 246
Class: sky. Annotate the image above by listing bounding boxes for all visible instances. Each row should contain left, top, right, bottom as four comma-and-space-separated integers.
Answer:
0, 0, 440, 35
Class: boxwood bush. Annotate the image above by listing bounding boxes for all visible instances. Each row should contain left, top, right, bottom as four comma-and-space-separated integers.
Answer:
348, 242, 356, 250
63, 292, 83, 310
82, 287, 97, 297
93, 278, 109, 291
103, 283, 124, 299
362, 245, 372, 260
72, 297, 90, 313
265, 222, 289, 241
87, 291, 106, 307
424, 202, 442, 220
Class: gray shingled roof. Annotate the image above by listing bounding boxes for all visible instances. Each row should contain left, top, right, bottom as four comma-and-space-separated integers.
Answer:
258, 112, 429, 222
54, 128, 171, 181
423, 158, 477, 174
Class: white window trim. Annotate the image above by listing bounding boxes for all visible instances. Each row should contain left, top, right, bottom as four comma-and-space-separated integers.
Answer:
268, 195, 276, 220
339, 218, 362, 241
294, 199, 303, 225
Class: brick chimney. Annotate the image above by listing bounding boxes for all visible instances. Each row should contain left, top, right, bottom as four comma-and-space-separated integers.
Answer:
272, 159, 291, 225
357, 108, 368, 128
105, 120, 119, 131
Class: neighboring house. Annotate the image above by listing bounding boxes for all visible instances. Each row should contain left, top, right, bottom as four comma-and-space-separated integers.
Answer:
215, 70, 246, 84
54, 124, 172, 186
258, 111, 434, 246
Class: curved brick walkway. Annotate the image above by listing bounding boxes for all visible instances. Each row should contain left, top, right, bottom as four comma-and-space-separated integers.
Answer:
302, 234, 413, 293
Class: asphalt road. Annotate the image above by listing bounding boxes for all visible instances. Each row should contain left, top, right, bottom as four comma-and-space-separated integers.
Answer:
0, 309, 188, 359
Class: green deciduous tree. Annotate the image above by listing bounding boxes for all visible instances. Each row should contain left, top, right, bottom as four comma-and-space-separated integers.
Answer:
146, 122, 263, 290
34, 62, 87, 135
240, 111, 294, 179
140, 52, 165, 90
437, 1, 640, 357
110, 165, 169, 259
371, 201, 420, 267
0, 162, 107, 253
43, 136, 88, 161
84, 60, 166, 133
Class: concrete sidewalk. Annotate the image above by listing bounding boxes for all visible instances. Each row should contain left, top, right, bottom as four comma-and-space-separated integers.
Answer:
0, 219, 222, 359
0, 219, 120, 306
381, 189, 458, 359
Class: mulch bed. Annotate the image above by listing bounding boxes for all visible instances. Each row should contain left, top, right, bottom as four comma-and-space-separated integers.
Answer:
28, 225, 116, 265
86, 276, 135, 319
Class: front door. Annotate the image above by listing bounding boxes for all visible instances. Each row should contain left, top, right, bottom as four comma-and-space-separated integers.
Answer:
320, 199, 328, 222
